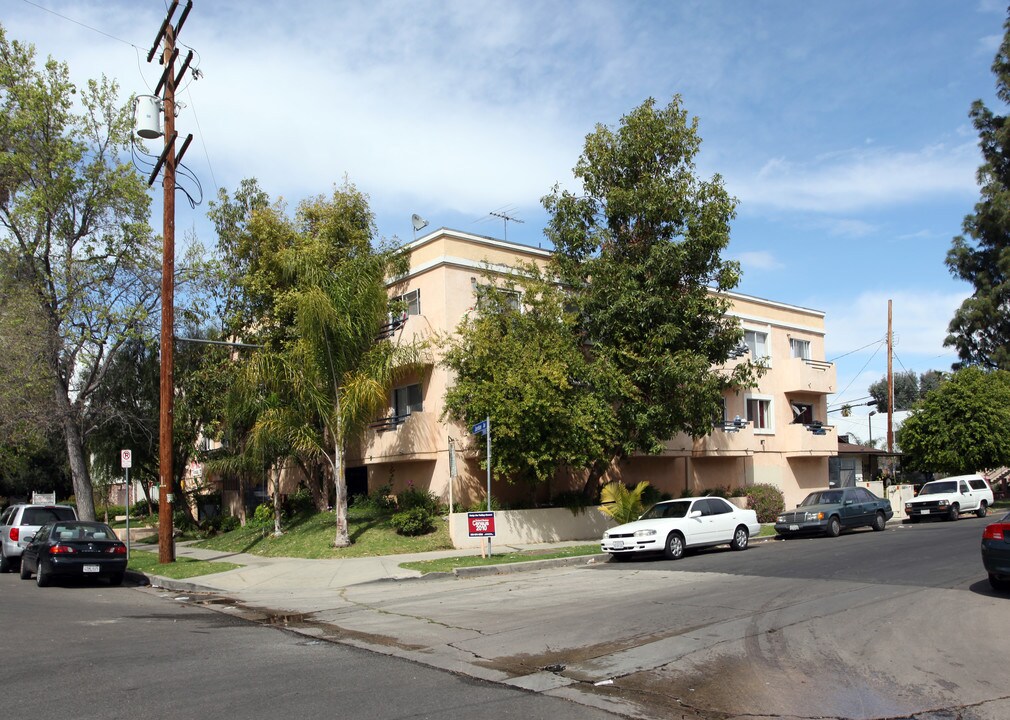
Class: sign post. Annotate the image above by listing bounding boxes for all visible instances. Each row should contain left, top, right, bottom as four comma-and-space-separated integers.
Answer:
121, 449, 132, 559
471, 417, 492, 556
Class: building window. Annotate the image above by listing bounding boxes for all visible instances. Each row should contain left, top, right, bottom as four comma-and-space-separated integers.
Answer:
744, 330, 768, 361
790, 338, 810, 359
473, 280, 521, 312
746, 397, 772, 430
790, 402, 814, 424
394, 383, 423, 418
391, 289, 420, 316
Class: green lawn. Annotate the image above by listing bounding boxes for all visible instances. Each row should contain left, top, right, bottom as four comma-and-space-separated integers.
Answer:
192, 507, 454, 558
128, 550, 241, 579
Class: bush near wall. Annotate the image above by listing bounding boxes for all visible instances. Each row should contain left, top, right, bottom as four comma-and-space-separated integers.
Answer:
745, 483, 785, 523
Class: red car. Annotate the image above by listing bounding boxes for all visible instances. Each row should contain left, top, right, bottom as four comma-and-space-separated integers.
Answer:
19, 521, 128, 587
981, 511, 1010, 592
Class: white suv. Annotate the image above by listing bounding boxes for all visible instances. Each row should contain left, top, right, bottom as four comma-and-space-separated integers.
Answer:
904, 475, 994, 522
0, 504, 79, 572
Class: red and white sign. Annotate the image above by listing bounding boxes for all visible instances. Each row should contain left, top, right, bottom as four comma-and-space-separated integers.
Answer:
467, 511, 496, 537
120, 449, 132, 469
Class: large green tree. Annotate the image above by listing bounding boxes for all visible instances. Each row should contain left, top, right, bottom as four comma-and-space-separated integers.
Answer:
542, 96, 758, 492
0, 27, 158, 519
897, 367, 1010, 473
441, 268, 620, 499
946, 8, 1010, 369
867, 369, 946, 413
210, 180, 426, 546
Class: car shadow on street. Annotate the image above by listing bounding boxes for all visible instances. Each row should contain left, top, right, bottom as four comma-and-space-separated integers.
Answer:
967, 577, 1010, 598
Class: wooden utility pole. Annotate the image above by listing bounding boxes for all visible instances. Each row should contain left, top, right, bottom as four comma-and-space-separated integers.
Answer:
145, 0, 194, 564
887, 299, 894, 454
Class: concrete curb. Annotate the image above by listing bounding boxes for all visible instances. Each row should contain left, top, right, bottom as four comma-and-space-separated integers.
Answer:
453, 553, 610, 578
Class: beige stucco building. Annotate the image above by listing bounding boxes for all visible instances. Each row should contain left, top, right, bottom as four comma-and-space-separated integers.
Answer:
345, 228, 836, 511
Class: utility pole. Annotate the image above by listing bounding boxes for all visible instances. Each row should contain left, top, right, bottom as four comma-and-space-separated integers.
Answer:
145, 0, 194, 564
887, 299, 894, 455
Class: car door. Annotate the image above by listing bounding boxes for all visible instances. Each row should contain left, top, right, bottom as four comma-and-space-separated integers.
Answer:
839, 489, 866, 527
958, 480, 976, 511
705, 498, 739, 542
22, 523, 51, 573
682, 499, 712, 545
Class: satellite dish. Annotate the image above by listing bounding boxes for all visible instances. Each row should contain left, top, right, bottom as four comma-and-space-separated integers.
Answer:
411, 214, 429, 232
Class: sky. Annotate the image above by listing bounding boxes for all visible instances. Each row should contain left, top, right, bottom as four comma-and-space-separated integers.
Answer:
6, 0, 1008, 444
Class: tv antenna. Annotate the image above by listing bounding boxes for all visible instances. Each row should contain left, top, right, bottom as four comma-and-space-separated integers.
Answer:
489, 210, 524, 241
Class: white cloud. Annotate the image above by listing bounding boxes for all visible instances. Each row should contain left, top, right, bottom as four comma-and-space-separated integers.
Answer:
730, 143, 980, 213
733, 250, 783, 271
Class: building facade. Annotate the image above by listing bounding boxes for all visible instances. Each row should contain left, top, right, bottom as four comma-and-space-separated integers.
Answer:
346, 228, 836, 511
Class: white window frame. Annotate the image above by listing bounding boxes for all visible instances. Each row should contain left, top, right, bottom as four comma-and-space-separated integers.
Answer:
745, 394, 774, 433
392, 288, 420, 316
744, 328, 771, 366
789, 337, 811, 360
393, 382, 423, 418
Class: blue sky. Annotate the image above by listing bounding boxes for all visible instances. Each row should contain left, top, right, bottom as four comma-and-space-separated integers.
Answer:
8, 0, 1008, 442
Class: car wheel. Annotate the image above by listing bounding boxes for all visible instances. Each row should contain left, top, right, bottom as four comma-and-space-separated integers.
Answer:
872, 511, 886, 531
35, 562, 49, 587
989, 573, 1010, 592
976, 501, 988, 518
947, 504, 959, 521
663, 532, 685, 560
19, 558, 31, 580
825, 516, 841, 537
730, 525, 749, 550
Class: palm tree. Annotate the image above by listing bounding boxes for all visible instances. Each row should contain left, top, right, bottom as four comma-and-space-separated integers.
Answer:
599, 481, 651, 524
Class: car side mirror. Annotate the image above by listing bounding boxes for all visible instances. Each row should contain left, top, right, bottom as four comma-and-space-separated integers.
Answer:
689, 510, 702, 519
844, 500, 853, 506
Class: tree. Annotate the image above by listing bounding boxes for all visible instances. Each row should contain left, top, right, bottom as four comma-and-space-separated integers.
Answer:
0, 28, 158, 519
441, 268, 620, 499
867, 369, 946, 413
542, 96, 758, 492
946, 8, 1010, 369
897, 367, 1010, 473
210, 180, 426, 546
599, 481, 650, 524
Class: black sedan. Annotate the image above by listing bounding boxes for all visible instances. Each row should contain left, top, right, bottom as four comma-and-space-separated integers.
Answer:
982, 511, 1010, 592
775, 486, 893, 538
19, 521, 128, 587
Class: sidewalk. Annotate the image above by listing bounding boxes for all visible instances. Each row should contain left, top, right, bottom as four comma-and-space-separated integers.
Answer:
132, 539, 607, 595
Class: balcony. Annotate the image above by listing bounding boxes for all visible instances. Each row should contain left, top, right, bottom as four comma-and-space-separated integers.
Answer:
778, 422, 837, 457
666, 420, 758, 456
361, 410, 440, 461
780, 357, 835, 394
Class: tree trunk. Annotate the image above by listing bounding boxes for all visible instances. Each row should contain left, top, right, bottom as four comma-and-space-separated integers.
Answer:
581, 457, 612, 501
237, 472, 248, 526
272, 462, 283, 536
333, 444, 350, 547
62, 411, 95, 520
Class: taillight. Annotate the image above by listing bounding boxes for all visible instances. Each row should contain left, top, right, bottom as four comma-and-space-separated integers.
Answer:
983, 523, 1009, 541
106, 545, 127, 555
9, 527, 19, 541
50, 544, 76, 554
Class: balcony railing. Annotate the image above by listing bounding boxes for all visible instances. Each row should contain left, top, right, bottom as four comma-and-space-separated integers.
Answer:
782, 357, 836, 394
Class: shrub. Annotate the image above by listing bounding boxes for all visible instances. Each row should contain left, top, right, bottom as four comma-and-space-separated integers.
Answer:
286, 488, 315, 515
640, 484, 669, 509
250, 502, 275, 528
745, 483, 785, 523
173, 509, 197, 532
397, 486, 442, 514
600, 481, 650, 524
352, 483, 397, 513
131, 499, 156, 517
390, 507, 437, 536
218, 515, 241, 532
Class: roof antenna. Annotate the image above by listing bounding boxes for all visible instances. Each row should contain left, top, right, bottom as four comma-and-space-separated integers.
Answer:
489, 210, 524, 241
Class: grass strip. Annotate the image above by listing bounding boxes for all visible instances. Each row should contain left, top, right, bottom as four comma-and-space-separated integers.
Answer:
399, 544, 602, 574
128, 550, 241, 579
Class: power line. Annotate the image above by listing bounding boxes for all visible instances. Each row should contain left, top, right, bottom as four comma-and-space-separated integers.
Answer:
21, 0, 144, 50
828, 337, 886, 363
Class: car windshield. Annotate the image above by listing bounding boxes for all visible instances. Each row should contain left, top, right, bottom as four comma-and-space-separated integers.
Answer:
640, 501, 691, 520
799, 490, 844, 506
21, 507, 76, 525
919, 481, 956, 495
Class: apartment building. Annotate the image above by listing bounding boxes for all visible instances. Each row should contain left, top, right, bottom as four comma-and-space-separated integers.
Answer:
346, 228, 836, 511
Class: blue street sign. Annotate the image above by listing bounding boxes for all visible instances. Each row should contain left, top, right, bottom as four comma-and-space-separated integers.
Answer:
472, 420, 488, 435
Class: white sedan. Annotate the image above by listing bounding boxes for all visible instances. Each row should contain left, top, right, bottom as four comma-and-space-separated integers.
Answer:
601, 496, 761, 561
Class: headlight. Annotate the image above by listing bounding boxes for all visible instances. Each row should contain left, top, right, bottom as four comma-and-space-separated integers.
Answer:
603, 532, 611, 539
776, 515, 785, 523
634, 529, 657, 537
804, 512, 824, 521
938, 499, 949, 507
904, 503, 911, 510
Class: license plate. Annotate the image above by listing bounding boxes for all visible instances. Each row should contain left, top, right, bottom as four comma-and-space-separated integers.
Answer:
789, 524, 799, 531
83, 565, 100, 573
920, 509, 930, 515
612, 540, 624, 549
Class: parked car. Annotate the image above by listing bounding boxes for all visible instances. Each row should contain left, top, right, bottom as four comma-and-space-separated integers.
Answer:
0, 503, 79, 572
775, 487, 893, 538
18, 520, 127, 587
601, 496, 761, 561
904, 474, 994, 522
981, 511, 1010, 592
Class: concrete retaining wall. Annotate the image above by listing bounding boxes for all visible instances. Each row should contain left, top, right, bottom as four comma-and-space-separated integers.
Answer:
449, 507, 616, 549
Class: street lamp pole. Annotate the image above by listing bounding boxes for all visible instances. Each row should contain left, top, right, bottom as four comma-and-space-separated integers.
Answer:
868, 410, 877, 446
